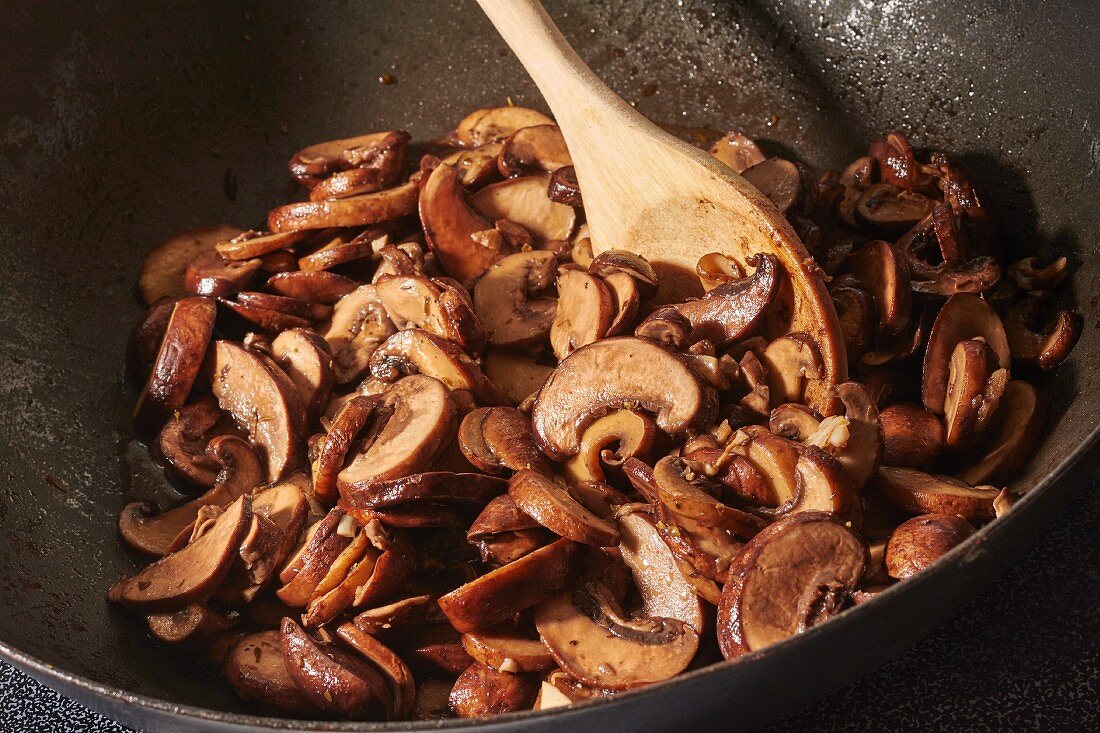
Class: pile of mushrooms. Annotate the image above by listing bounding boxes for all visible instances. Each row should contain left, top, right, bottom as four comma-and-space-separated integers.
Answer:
114, 109, 1081, 720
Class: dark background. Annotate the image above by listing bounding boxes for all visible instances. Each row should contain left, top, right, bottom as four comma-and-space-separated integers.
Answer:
4, 471, 1097, 732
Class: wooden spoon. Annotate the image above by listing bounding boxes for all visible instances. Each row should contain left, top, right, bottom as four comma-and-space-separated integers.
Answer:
475, 0, 846, 412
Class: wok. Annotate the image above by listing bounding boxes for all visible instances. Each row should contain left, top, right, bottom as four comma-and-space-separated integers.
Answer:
0, 0, 1097, 730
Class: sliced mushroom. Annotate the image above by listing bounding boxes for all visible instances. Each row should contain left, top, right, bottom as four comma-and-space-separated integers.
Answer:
823, 382, 883, 490
562, 409, 657, 484
482, 348, 554, 406
352, 595, 437, 636
214, 230, 308, 262
132, 297, 217, 433
830, 285, 875, 362
324, 284, 398, 385
707, 131, 766, 173
958, 380, 1048, 486
695, 252, 745, 292
462, 623, 555, 673
675, 253, 779, 346
1004, 296, 1083, 371
297, 228, 380, 273
419, 162, 503, 284
120, 435, 262, 556
634, 306, 691, 350
509, 469, 620, 547
470, 175, 576, 243
885, 513, 976, 579
270, 329, 334, 425
223, 631, 316, 715
289, 130, 409, 189
547, 165, 582, 207
467, 494, 550, 566
922, 293, 1011, 414
760, 332, 824, 405
837, 156, 875, 226
717, 512, 867, 659
471, 251, 559, 348
111, 495, 252, 612
154, 395, 241, 488
438, 538, 580, 633
280, 617, 392, 719
337, 374, 456, 494
498, 124, 573, 176
601, 272, 642, 336
313, 395, 380, 504
550, 267, 614, 360
532, 337, 718, 460
458, 407, 549, 474
268, 179, 419, 232
856, 183, 936, 231
653, 456, 767, 540
879, 402, 945, 468
342, 472, 506, 513
449, 661, 539, 718
740, 157, 801, 215
845, 240, 911, 339
450, 107, 555, 148
874, 466, 999, 521
438, 142, 506, 188
183, 250, 262, 299
768, 403, 824, 443
1008, 256, 1069, 292
369, 329, 506, 405
210, 340, 307, 482
146, 603, 228, 652
267, 270, 358, 305
139, 225, 243, 305
374, 274, 485, 354
942, 338, 1004, 451
336, 623, 416, 720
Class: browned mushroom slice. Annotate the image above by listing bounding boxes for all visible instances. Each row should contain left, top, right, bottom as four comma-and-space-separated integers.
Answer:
437, 142, 506, 189
812, 382, 883, 490
234, 291, 331, 322
634, 306, 691, 350
836, 156, 875, 226
375, 274, 486, 353
498, 124, 573, 176
210, 340, 307, 482
222, 631, 317, 715
830, 285, 875, 362
461, 624, 555, 673
675, 253, 779, 346
120, 435, 262, 556
289, 130, 410, 189
482, 348, 554, 406
587, 250, 659, 298
449, 107, 556, 147
335, 376, 455, 495
344, 472, 507, 511
139, 225, 243, 305
885, 513, 976, 579
449, 661, 539, 718
547, 165, 582, 207
324, 284, 398, 385
280, 617, 392, 719
470, 175, 577, 243
549, 268, 614, 360
127, 297, 179, 386
251, 479, 310, 567
268, 179, 418, 233
146, 604, 228, 651
874, 466, 999, 521
419, 162, 504, 284
760, 332, 824, 405
532, 337, 718, 460
270, 329, 334, 425
958, 380, 1048, 486
312, 395, 379, 504
183, 250, 262, 299
922, 293, 1011, 414
438, 538, 580, 633
1004, 296, 1083, 371
111, 495, 252, 612
707, 131, 766, 173
740, 157, 802, 215
352, 595, 437, 636
1008, 256, 1070, 292
276, 509, 355, 606
396, 623, 476, 675
369, 329, 506, 405
336, 623, 416, 720
717, 512, 867, 659
601, 271, 642, 336
855, 183, 936, 231
297, 228, 379, 273
652, 456, 767, 540
267, 270, 358, 305
154, 395, 241, 488
467, 494, 548, 565
214, 229, 309, 261
562, 410, 657, 484
458, 407, 549, 474
768, 403, 824, 442
695, 252, 745, 292
132, 297, 216, 433
217, 297, 314, 335
942, 338, 1005, 451
472, 251, 558, 347
509, 470, 620, 547
845, 239, 911, 339
879, 402, 945, 468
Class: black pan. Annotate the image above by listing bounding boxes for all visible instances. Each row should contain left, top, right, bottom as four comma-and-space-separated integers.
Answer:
1, 0, 1097, 730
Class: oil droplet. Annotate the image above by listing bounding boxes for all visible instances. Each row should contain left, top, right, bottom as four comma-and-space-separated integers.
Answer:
378, 73, 397, 85
642, 83, 658, 98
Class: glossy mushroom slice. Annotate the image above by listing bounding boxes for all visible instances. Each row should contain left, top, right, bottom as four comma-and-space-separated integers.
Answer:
375, 274, 485, 354
471, 175, 576, 243
449, 661, 540, 718
369, 329, 507, 406
1004, 296, 1083, 371
855, 183, 936, 231
652, 456, 767, 540
336, 623, 416, 720
461, 623, 555, 673
695, 252, 744, 292
146, 604, 228, 652
119, 436, 262, 556
509, 469, 620, 547
674, 253, 779, 346
458, 407, 549, 474
535, 514, 702, 690
438, 538, 581, 633
473, 251, 559, 347
550, 267, 615, 361
449, 107, 555, 147
874, 466, 999, 522
324, 284, 398, 385
531, 337, 718, 460
132, 297, 217, 433
707, 131, 766, 173
139, 225, 243, 305
419, 162, 503, 285
845, 239, 911, 340
276, 509, 354, 606
942, 338, 1007, 451
210, 340, 307, 483
343, 472, 507, 513
270, 329, 334, 425
215, 229, 310, 261
740, 157, 802, 215
267, 270, 358, 305
885, 514, 976, 580
184, 250, 262, 299
289, 130, 410, 189
154, 395, 242, 488
498, 124, 573, 176
268, 179, 419, 232
806, 382, 883, 490
922, 293, 1011, 414
223, 630, 317, 715
958, 380, 1048, 486
110, 495, 252, 613
562, 410, 657, 484
467, 494, 550, 566
717, 512, 868, 659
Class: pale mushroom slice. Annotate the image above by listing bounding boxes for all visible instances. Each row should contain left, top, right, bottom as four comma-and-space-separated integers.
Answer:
337, 374, 457, 494
473, 251, 558, 347
802, 382, 884, 490
210, 340, 308, 483
534, 514, 702, 690
375, 274, 486, 354
674, 253, 779, 347
449, 661, 540, 719
268, 179, 419, 232
550, 267, 615, 361
110, 495, 253, 613
419, 162, 503, 285
458, 407, 549, 474
139, 225, 243, 305
324, 284, 398, 385
482, 348, 554, 406
562, 410, 657, 484
885, 514, 976, 579
270, 328, 334, 425
471, 176, 577, 243
874, 466, 1000, 522
760, 332, 824, 406
119, 436, 262, 556
438, 538, 581, 633
498, 124, 573, 176
369, 329, 507, 406
223, 630, 317, 715
922, 293, 1011, 414
531, 337, 718, 460
717, 512, 867, 659
509, 469, 620, 547
449, 106, 556, 147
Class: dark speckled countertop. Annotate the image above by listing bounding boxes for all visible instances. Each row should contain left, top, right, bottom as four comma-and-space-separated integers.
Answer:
3, 474, 1097, 732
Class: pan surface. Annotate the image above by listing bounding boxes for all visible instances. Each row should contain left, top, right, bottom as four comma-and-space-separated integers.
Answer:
0, 0, 1097, 730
